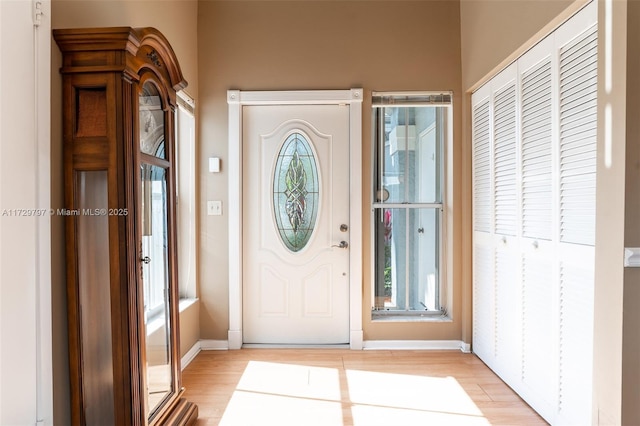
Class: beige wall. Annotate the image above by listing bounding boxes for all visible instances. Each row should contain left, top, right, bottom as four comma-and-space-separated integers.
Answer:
197, 0, 464, 341
52, 0, 199, 97
623, 1, 640, 423
593, 0, 627, 422
179, 301, 200, 358
51, 1, 198, 424
460, 0, 574, 92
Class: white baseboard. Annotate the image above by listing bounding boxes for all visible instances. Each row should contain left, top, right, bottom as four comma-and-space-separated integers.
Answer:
228, 330, 242, 350
200, 339, 230, 350
350, 330, 364, 350
181, 341, 202, 371
184, 339, 471, 357
242, 343, 349, 349
363, 340, 469, 351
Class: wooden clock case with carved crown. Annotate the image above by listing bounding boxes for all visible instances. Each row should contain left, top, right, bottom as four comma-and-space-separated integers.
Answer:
53, 27, 197, 425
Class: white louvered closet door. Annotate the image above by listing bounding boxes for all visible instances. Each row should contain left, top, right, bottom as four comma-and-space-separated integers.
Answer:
491, 65, 521, 384
471, 2, 597, 425
518, 37, 558, 421
555, 11, 597, 425
558, 22, 597, 247
471, 88, 494, 364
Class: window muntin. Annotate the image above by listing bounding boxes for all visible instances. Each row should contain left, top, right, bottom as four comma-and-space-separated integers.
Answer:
372, 92, 450, 316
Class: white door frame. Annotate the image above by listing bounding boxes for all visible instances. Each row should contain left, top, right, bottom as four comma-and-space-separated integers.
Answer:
227, 89, 363, 349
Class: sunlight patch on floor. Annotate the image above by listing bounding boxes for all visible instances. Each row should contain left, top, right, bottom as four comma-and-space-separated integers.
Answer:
346, 370, 490, 425
219, 391, 344, 426
219, 361, 343, 426
235, 360, 342, 401
218, 360, 490, 426
346, 369, 483, 415
350, 404, 491, 426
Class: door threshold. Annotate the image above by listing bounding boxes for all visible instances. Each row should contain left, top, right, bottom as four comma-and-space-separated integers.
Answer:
242, 343, 350, 349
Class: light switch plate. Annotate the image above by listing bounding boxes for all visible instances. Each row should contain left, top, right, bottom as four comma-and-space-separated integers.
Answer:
624, 247, 640, 267
209, 157, 221, 173
207, 200, 222, 216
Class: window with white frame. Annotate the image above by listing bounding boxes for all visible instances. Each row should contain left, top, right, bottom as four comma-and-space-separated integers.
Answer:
175, 91, 197, 301
372, 92, 451, 317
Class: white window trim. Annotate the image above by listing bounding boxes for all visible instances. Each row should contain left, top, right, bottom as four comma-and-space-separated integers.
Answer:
370, 92, 454, 321
175, 90, 197, 300
227, 89, 364, 349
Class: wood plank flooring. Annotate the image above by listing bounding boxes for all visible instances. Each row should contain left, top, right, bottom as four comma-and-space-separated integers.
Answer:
181, 349, 547, 426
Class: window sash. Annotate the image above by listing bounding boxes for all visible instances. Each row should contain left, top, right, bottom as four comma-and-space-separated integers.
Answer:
372, 91, 452, 107
372, 206, 442, 312
371, 94, 450, 315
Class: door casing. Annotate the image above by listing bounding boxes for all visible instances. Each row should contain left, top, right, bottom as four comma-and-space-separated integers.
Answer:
227, 89, 363, 349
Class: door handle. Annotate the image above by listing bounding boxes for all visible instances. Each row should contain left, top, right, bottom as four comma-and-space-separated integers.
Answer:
141, 256, 151, 264
332, 241, 349, 249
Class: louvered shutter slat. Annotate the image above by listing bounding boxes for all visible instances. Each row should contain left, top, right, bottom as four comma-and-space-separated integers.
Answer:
561, 93, 597, 114
561, 98, 597, 120
561, 111, 597, 131
521, 58, 553, 240
493, 84, 517, 236
561, 70, 597, 98
561, 85, 598, 108
561, 178, 595, 189
559, 25, 598, 246
561, 49, 597, 78
473, 100, 492, 233
561, 131, 597, 148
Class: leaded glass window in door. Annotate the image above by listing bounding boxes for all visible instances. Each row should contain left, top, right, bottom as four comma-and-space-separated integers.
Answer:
273, 132, 319, 252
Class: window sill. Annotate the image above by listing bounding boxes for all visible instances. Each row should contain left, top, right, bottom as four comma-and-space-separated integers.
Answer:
146, 312, 166, 337
179, 297, 198, 313
371, 311, 451, 323
146, 299, 198, 337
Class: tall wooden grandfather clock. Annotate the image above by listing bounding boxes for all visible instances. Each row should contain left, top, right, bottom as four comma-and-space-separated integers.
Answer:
54, 27, 197, 425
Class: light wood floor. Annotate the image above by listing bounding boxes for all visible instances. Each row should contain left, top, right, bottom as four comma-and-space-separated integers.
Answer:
182, 349, 547, 426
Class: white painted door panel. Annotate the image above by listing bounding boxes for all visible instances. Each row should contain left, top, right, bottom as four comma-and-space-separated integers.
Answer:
243, 104, 350, 344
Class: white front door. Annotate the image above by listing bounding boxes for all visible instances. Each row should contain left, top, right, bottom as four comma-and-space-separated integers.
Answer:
242, 104, 350, 344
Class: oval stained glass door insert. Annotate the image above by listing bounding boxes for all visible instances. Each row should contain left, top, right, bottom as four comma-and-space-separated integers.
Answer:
273, 132, 319, 252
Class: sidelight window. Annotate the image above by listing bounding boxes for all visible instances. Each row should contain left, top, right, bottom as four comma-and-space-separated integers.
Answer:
372, 92, 451, 317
